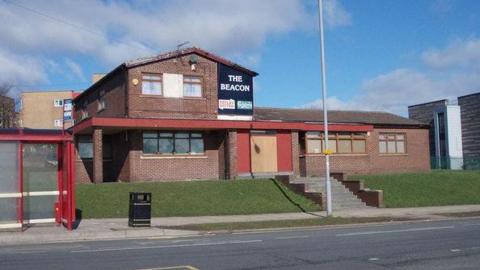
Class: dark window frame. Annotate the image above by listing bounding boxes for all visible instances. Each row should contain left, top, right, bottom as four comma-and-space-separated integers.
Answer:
142, 131, 205, 155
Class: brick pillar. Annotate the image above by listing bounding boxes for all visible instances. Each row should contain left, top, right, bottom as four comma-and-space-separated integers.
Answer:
227, 129, 237, 179
93, 128, 103, 183
291, 131, 300, 177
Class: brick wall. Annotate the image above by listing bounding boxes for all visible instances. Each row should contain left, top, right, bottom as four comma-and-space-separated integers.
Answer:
74, 69, 127, 121
227, 130, 237, 179
126, 130, 223, 181
127, 54, 218, 119
300, 127, 430, 177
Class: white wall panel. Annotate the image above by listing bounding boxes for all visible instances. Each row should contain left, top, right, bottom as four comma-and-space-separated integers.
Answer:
163, 73, 183, 98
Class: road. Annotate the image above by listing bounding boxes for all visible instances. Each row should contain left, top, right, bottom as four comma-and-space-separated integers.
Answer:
1, 218, 480, 269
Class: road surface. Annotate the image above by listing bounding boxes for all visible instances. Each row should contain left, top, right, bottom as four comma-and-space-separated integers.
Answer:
1, 218, 480, 269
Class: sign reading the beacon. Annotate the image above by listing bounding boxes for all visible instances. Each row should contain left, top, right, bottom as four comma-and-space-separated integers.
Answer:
217, 63, 253, 118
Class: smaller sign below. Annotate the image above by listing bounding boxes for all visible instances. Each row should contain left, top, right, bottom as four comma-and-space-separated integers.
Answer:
219, 99, 235, 110
237, 100, 252, 110
63, 99, 73, 112
63, 111, 72, 121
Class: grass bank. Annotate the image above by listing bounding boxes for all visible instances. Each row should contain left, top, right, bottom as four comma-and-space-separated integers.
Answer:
76, 179, 320, 219
355, 170, 480, 208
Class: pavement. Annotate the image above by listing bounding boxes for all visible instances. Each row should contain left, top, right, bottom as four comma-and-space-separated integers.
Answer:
2, 217, 480, 269
1, 204, 480, 246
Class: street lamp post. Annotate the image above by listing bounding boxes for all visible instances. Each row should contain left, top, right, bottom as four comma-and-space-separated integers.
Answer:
318, 0, 333, 216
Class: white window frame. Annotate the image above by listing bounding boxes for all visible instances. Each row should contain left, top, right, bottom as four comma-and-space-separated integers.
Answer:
54, 99, 64, 107
53, 119, 63, 127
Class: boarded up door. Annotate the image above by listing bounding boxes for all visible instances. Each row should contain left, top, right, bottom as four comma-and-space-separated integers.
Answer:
250, 135, 278, 173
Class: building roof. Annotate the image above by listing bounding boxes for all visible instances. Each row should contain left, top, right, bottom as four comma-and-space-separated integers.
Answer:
126, 47, 258, 76
408, 99, 448, 108
254, 107, 427, 127
458, 91, 480, 99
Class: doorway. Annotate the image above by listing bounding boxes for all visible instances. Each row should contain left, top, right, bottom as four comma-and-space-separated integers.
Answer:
250, 133, 278, 173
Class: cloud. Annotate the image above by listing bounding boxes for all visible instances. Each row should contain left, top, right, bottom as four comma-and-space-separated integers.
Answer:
421, 38, 480, 70
303, 38, 480, 116
324, 0, 352, 27
0, 0, 311, 64
0, 48, 46, 86
0, 0, 316, 88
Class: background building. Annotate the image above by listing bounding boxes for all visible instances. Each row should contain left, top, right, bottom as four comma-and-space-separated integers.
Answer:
19, 90, 76, 129
409, 91, 480, 170
458, 92, 480, 169
0, 94, 16, 128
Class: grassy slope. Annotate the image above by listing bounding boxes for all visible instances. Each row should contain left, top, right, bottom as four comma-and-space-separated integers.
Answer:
76, 179, 320, 219
357, 170, 480, 208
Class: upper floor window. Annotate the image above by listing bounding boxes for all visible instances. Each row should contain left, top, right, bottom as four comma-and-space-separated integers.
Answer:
183, 76, 202, 97
379, 133, 406, 154
54, 99, 63, 107
305, 132, 367, 154
142, 131, 204, 155
142, 74, 162, 95
77, 135, 93, 159
53, 119, 63, 128
97, 89, 106, 111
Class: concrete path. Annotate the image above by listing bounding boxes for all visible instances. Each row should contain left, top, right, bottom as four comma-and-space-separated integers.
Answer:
1, 204, 480, 246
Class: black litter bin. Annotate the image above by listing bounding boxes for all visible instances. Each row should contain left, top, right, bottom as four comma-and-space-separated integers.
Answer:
128, 192, 151, 227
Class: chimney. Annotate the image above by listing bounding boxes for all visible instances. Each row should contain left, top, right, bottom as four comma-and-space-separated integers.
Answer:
92, 73, 106, 84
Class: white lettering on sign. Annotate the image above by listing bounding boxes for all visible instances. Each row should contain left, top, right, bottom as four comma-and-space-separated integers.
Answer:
228, 75, 243, 82
220, 83, 250, 92
218, 99, 236, 110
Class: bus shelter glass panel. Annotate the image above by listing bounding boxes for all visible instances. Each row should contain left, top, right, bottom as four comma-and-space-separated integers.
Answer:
0, 142, 20, 228
23, 144, 58, 223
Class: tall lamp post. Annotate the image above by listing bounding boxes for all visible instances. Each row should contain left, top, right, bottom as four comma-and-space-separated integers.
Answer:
318, 0, 333, 216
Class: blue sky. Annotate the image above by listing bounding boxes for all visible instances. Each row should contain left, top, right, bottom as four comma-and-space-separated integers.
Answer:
1, 0, 479, 115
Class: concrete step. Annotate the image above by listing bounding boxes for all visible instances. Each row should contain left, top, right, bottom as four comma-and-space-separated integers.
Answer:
290, 176, 371, 210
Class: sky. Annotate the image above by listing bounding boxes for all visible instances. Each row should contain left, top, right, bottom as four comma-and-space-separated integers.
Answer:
1, 0, 479, 116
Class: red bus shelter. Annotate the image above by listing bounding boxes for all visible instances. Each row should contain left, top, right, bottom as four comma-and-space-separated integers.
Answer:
0, 129, 75, 231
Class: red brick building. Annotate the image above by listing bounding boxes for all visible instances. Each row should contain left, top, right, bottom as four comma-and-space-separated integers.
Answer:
72, 47, 430, 183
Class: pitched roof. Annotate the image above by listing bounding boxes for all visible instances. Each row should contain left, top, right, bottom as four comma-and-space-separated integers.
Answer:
254, 107, 427, 127
126, 47, 258, 76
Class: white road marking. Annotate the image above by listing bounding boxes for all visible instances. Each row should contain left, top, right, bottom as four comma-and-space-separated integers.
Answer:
336, 226, 455, 237
275, 235, 309, 240
71, 239, 263, 253
368, 257, 379, 261
137, 266, 199, 270
450, 249, 461, 252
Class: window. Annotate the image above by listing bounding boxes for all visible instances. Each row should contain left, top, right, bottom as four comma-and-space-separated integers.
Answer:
54, 99, 63, 107
97, 90, 106, 111
142, 131, 204, 155
183, 76, 202, 97
379, 133, 406, 154
305, 132, 366, 154
142, 74, 162, 95
53, 119, 63, 128
77, 136, 93, 159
